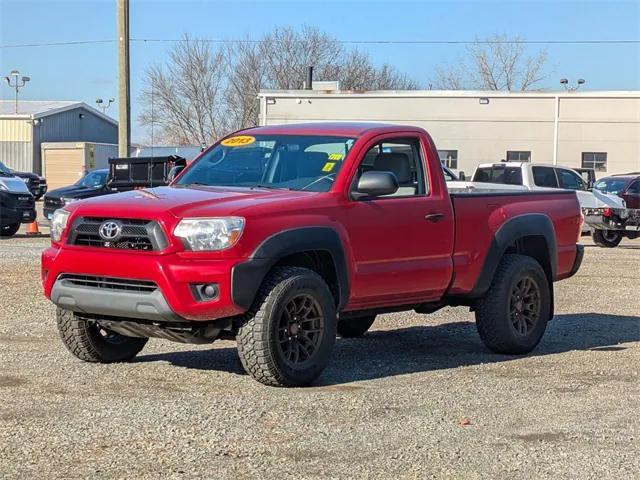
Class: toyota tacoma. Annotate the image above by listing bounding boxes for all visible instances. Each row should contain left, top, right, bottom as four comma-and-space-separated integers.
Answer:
42, 123, 584, 386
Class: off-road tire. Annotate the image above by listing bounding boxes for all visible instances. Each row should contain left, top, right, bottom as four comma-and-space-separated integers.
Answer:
475, 254, 551, 355
0, 223, 20, 237
592, 229, 623, 248
56, 308, 148, 363
236, 266, 337, 387
337, 315, 376, 338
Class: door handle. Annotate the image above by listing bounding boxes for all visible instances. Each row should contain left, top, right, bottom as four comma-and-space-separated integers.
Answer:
424, 212, 444, 223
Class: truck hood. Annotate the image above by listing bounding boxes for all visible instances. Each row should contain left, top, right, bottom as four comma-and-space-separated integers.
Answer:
0, 176, 32, 194
46, 184, 108, 201
68, 185, 318, 218
579, 189, 626, 209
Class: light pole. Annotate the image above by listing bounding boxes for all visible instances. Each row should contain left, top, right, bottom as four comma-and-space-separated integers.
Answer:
4, 70, 31, 114
560, 78, 585, 92
95, 97, 115, 114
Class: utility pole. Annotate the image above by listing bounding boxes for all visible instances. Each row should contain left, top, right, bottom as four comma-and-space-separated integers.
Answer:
117, 0, 131, 157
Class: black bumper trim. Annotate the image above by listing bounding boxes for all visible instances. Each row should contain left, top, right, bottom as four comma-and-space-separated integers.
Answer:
567, 244, 584, 279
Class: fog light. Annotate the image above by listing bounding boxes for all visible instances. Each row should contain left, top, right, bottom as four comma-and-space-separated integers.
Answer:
203, 284, 217, 298
191, 283, 219, 302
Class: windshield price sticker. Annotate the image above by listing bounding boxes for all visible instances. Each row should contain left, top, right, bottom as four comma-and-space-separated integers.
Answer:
221, 135, 256, 147
322, 162, 336, 172
328, 153, 343, 161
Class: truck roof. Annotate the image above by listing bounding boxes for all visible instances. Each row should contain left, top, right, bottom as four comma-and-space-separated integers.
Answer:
476, 162, 575, 170
240, 122, 425, 137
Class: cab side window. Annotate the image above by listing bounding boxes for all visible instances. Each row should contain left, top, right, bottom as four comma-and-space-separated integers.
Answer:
556, 169, 587, 190
532, 166, 559, 188
356, 138, 427, 197
627, 181, 640, 195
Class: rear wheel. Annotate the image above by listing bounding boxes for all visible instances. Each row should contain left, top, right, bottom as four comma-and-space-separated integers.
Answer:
56, 308, 148, 363
592, 229, 623, 248
337, 315, 376, 338
475, 254, 551, 355
0, 223, 20, 237
237, 266, 337, 387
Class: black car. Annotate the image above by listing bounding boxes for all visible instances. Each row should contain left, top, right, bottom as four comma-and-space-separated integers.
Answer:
0, 161, 47, 199
43, 169, 113, 220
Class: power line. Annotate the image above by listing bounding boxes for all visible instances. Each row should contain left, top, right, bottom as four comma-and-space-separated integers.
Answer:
1, 38, 639, 49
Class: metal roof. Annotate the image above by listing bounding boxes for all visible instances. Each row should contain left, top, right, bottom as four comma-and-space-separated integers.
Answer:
259, 89, 640, 99
0, 100, 117, 125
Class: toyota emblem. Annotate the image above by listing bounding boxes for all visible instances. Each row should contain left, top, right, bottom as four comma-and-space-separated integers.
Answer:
99, 220, 123, 241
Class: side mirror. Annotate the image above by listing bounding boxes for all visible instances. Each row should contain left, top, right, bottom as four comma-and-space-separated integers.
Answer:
458, 171, 466, 181
352, 171, 398, 199
168, 165, 185, 183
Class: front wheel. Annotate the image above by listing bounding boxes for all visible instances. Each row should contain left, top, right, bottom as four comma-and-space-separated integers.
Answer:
0, 223, 20, 237
475, 254, 551, 355
592, 229, 623, 248
56, 308, 148, 363
237, 266, 337, 387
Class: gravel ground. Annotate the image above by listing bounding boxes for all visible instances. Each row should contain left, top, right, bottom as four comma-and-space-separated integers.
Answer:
0, 231, 638, 479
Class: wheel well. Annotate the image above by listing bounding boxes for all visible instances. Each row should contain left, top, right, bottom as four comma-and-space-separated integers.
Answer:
274, 251, 340, 306
505, 235, 552, 281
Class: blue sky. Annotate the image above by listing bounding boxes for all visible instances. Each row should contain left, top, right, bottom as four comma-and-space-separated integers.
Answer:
1, 0, 638, 142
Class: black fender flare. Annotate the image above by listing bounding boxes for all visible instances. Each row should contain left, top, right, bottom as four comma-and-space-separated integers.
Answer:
469, 213, 558, 298
231, 227, 350, 311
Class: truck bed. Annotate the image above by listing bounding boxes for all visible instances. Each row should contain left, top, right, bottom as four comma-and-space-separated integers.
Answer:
448, 189, 581, 295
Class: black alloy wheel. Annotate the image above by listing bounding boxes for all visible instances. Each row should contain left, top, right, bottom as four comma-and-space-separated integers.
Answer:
277, 294, 325, 367
509, 276, 541, 336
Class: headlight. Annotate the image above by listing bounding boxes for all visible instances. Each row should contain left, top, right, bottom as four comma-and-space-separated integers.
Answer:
0, 183, 6, 191
61, 197, 79, 205
174, 217, 244, 251
51, 209, 70, 242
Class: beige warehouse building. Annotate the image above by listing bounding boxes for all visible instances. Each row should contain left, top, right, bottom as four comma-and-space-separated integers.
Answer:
258, 90, 640, 177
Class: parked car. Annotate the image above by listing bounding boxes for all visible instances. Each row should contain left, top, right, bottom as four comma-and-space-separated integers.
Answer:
0, 169, 36, 237
583, 173, 640, 247
0, 160, 47, 199
42, 123, 583, 387
43, 169, 113, 220
457, 162, 625, 232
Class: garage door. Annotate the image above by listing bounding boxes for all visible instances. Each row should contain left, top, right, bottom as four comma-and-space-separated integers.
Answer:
43, 148, 84, 190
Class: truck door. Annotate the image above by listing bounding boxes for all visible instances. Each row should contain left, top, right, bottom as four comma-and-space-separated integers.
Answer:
623, 180, 640, 209
344, 134, 454, 307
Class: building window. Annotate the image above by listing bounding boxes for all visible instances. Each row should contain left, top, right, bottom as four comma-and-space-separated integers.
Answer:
581, 152, 607, 172
506, 151, 531, 162
438, 150, 458, 169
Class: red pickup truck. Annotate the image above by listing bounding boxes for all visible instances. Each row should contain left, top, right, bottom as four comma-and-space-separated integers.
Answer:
42, 123, 584, 387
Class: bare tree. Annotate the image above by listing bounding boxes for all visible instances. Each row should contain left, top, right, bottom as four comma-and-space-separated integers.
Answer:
139, 34, 228, 145
141, 27, 419, 143
433, 34, 548, 91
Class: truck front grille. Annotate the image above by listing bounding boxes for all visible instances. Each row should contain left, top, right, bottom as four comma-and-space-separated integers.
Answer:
45, 197, 63, 209
67, 217, 168, 251
59, 274, 158, 293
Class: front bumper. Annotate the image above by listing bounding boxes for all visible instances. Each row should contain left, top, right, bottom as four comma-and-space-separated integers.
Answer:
0, 191, 36, 225
42, 246, 245, 321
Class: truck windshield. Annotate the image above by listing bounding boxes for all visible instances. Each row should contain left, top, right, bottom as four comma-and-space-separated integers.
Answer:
473, 166, 523, 185
594, 178, 629, 194
77, 170, 108, 188
0, 161, 13, 177
176, 134, 355, 192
